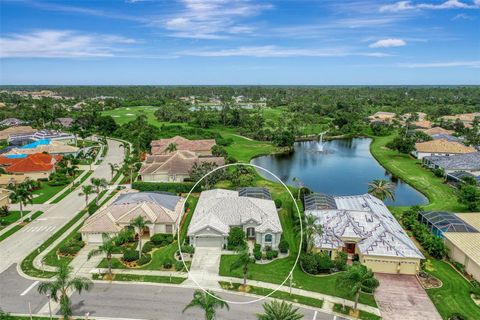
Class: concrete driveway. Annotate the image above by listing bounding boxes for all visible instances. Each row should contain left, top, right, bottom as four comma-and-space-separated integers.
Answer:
185, 247, 222, 289
374, 274, 441, 320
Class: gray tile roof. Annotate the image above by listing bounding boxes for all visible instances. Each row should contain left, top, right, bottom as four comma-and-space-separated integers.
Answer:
188, 189, 281, 236
306, 194, 424, 259
424, 152, 480, 171
113, 192, 181, 211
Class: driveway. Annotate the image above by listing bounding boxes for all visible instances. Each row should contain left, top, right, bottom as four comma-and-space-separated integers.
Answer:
374, 274, 442, 320
185, 247, 222, 289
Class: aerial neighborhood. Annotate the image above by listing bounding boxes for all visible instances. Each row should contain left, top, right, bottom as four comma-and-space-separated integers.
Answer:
0, 87, 479, 320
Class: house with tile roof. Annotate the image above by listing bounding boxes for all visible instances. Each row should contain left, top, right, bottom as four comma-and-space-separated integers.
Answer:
441, 112, 480, 125
80, 190, 185, 244
139, 150, 224, 182
188, 189, 282, 249
0, 118, 25, 127
4, 140, 79, 157
422, 127, 454, 136
305, 193, 424, 275
413, 139, 476, 159
0, 153, 61, 180
0, 126, 36, 141
150, 136, 216, 156
423, 152, 480, 176
410, 120, 432, 130
367, 111, 396, 123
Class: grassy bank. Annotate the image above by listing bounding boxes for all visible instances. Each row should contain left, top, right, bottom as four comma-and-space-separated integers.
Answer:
92, 273, 186, 284
369, 135, 464, 212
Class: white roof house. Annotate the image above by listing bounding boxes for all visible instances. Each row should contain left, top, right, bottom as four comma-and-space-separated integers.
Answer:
188, 189, 282, 249
305, 193, 424, 274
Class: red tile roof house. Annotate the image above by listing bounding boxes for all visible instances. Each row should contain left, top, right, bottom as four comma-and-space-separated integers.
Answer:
0, 153, 62, 180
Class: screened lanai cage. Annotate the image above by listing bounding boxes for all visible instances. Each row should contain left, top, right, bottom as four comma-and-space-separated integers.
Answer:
418, 211, 478, 238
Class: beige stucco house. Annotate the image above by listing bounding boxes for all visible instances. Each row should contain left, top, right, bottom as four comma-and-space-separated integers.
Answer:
305, 193, 424, 275
413, 139, 476, 159
150, 136, 216, 156
188, 189, 282, 250
80, 191, 185, 244
0, 188, 12, 207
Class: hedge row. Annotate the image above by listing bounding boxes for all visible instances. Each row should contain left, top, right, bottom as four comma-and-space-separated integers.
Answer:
132, 181, 201, 193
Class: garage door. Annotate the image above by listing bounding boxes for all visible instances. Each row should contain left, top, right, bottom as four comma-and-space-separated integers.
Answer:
196, 236, 222, 248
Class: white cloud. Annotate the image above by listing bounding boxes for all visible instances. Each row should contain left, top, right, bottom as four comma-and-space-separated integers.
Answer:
400, 60, 480, 67
179, 45, 390, 57
0, 30, 136, 58
380, 0, 480, 12
162, 0, 272, 39
369, 38, 406, 48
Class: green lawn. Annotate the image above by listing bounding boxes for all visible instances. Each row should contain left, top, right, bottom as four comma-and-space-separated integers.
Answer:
424, 259, 480, 320
51, 170, 93, 204
102, 105, 187, 128
31, 171, 83, 204
0, 211, 43, 242
92, 273, 186, 284
219, 281, 324, 309
0, 211, 29, 228
370, 135, 464, 212
333, 303, 382, 320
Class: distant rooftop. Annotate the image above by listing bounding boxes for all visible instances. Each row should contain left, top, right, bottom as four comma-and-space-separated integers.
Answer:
304, 193, 337, 210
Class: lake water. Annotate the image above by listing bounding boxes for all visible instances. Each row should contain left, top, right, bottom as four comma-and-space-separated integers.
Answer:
251, 138, 428, 206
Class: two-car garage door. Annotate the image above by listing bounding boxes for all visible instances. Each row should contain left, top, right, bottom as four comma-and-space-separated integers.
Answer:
195, 236, 222, 248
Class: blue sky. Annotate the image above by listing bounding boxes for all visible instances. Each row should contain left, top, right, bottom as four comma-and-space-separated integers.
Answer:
0, 0, 479, 85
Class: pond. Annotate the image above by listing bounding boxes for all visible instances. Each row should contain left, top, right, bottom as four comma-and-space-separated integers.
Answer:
251, 138, 428, 206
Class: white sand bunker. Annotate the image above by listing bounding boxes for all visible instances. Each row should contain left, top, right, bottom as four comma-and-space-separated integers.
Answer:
126, 113, 135, 116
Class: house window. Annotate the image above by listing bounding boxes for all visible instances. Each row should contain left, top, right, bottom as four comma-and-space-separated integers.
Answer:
247, 227, 255, 238
264, 234, 272, 243
165, 224, 173, 233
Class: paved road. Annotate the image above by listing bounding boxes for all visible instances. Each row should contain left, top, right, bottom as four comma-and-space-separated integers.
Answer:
0, 265, 339, 320
0, 139, 124, 273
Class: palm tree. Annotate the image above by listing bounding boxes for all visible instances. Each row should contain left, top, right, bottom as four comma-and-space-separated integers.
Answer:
292, 177, 303, 201
108, 162, 118, 181
257, 300, 303, 320
37, 263, 93, 320
183, 290, 229, 320
164, 142, 177, 154
304, 214, 322, 253
8, 183, 33, 219
79, 185, 94, 206
230, 249, 251, 287
90, 177, 108, 205
88, 233, 117, 279
129, 216, 147, 258
368, 179, 395, 202
120, 142, 130, 157
336, 263, 379, 312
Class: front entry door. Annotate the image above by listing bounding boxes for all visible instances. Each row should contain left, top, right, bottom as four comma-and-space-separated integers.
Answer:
345, 243, 356, 254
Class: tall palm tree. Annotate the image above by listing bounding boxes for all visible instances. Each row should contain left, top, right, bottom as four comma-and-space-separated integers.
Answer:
79, 185, 95, 206
257, 300, 303, 320
183, 290, 229, 320
8, 183, 33, 219
304, 214, 322, 253
336, 263, 379, 312
90, 178, 108, 205
108, 162, 118, 181
129, 216, 147, 258
368, 179, 395, 202
230, 250, 251, 287
88, 233, 117, 279
37, 263, 93, 320
164, 142, 177, 154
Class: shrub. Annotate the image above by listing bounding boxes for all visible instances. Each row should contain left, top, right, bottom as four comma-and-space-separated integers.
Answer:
142, 241, 154, 253
175, 261, 184, 271
448, 313, 467, 320
181, 245, 195, 254
272, 250, 279, 258
278, 239, 289, 254
163, 258, 173, 269
300, 253, 318, 274
274, 199, 282, 209
227, 227, 246, 250
266, 250, 275, 260
333, 251, 348, 271
150, 233, 174, 246
315, 252, 333, 273
58, 244, 82, 256
137, 253, 151, 266
0, 206, 9, 217
253, 250, 262, 260
123, 249, 139, 262
132, 181, 201, 194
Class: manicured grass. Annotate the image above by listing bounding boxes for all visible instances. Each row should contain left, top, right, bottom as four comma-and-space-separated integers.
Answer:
43, 223, 84, 268
0, 211, 29, 227
51, 170, 93, 204
333, 303, 382, 320
424, 259, 480, 320
21, 209, 87, 278
0, 225, 22, 242
32, 183, 70, 204
219, 255, 377, 307
102, 106, 186, 128
92, 272, 186, 284
98, 257, 128, 269
370, 135, 464, 212
219, 281, 324, 309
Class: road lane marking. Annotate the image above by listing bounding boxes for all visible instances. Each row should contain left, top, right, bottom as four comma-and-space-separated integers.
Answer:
20, 281, 39, 296
312, 310, 317, 320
